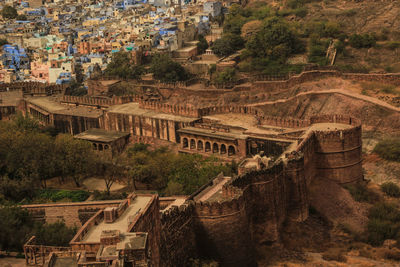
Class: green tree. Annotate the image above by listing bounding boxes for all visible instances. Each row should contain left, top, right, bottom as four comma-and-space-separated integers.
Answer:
197, 34, 209, 54
54, 134, 95, 187
0, 39, 8, 46
1, 5, 17, 19
34, 221, 77, 247
0, 206, 35, 251
211, 33, 244, 57
97, 154, 126, 195
105, 51, 144, 79
16, 14, 27, 20
150, 54, 189, 82
214, 67, 237, 85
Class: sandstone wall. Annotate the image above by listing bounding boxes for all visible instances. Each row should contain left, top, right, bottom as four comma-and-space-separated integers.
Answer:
193, 195, 254, 267
129, 195, 161, 267
160, 204, 197, 266
22, 200, 123, 227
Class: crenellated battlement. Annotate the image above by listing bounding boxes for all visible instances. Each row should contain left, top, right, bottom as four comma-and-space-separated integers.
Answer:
61, 95, 140, 108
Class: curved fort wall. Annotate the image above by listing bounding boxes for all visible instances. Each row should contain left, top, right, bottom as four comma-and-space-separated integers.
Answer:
193, 194, 254, 266
190, 115, 362, 266
310, 115, 362, 184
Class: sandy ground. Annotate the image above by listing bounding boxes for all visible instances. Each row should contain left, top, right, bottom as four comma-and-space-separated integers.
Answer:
82, 177, 126, 192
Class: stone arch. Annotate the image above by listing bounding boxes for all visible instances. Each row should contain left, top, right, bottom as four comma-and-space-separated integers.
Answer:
183, 138, 188, 148
104, 145, 109, 150
98, 144, 103, 151
197, 140, 203, 151
228, 145, 235, 156
205, 141, 211, 152
93, 143, 97, 150
213, 143, 219, 153
220, 144, 227, 154
190, 139, 196, 149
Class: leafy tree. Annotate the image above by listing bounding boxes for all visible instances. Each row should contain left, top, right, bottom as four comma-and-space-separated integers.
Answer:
349, 33, 376, 49
197, 34, 209, 54
214, 67, 237, 85
0, 206, 35, 251
150, 54, 189, 82
211, 33, 244, 57
34, 221, 77, 247
16, 14, 27, 21
97, 154, 126, 195
0, 206, 77, 251
1, 5, 17, 19
0, 38, 8, 46
105, 51, 144, 80
54, 134, 95, 187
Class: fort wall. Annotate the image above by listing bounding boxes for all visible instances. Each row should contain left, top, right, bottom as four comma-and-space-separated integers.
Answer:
129, 195, 161, 267
22, 200, 123, 227
193, 194, 254, 267
0, 82, 64, 95
160, 204, 197, 267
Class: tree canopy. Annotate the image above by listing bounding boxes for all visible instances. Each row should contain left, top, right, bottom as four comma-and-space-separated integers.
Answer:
150, 54, 189, 82
105, 51, 144, 79
1, 5, 17, 19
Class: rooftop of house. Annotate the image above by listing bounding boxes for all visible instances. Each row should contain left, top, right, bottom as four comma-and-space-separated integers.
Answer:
74, 128, 130, 143
81, 195, 152, 243
178, 126, 248, 140
26, 96, 103, 118
107, 102, 198, 123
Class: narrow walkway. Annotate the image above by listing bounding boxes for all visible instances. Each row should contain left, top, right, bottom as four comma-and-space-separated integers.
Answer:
197, 177, 231, 202
247, 89, 400, 112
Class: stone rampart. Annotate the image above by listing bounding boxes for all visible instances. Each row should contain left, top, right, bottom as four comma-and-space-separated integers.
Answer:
22, 200, 123, 227
61, 95, 140, 108
138, 100, 201, 117
0, 82, 64, 95
193, 194, 254, 267
160, 204, 197, 267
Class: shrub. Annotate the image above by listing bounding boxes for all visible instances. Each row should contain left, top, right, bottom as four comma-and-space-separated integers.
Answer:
373, 138, 400, 162
349, 33, 376, 48
92, 190, 127, 200
343, 183, 380, 203
366, 202, 400, 246
381, 182, 400, 198
38, 189, 90, 202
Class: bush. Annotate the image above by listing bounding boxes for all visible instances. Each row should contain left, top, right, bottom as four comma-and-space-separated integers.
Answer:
343, 183, 380, 203
93, 190, 127, 200
38, 189, 90, 202
373, 138, 400, 162
381, 182, 400, 198
367, 202, 400, 246
349, 33, 376, 48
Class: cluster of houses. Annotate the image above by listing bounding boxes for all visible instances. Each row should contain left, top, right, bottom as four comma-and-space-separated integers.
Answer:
0, 0, 229, 85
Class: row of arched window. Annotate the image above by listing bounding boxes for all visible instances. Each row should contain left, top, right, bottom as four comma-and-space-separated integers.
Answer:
182, 138, 236, 156
93, 143, 110, 151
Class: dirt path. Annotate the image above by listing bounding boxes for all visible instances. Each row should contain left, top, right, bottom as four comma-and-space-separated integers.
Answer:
248, 89, 400, 112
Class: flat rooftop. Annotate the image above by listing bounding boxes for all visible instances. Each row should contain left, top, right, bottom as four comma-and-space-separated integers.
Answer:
309, 122, 353, 131
81, 195, 152, 243
203, 113, 294, 135
26, 97, 103, 118
178, 126, 247, 140
74, 128, 129, 143
107, 102, 198, 123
